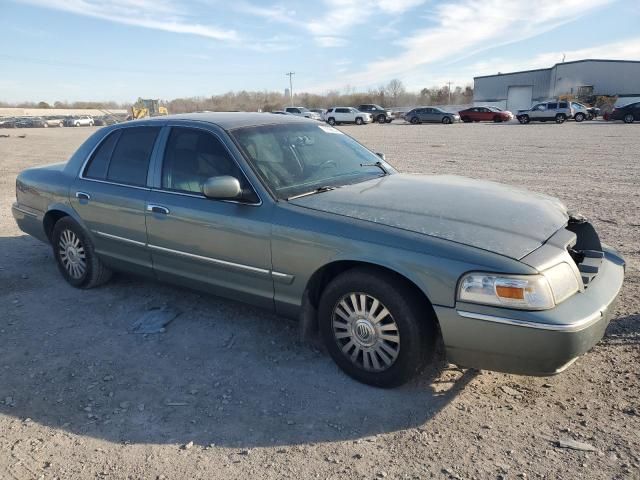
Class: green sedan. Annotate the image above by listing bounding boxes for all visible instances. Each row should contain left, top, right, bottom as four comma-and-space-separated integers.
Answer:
12, 113, 625, 387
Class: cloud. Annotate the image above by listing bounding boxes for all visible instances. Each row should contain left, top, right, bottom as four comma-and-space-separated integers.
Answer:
16, 0, 239, 41
310, 0, 614, 87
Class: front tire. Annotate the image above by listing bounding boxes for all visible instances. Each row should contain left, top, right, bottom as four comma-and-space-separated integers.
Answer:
319, 268, 437, 388
518, 115, 530, 124
624, 113, 634, 124
355, 117, 364, 125
574, 112, 585, 122
377, 115, 386, 124
52, 217, 112, 289
43, 122, 49, 128
442, 116, 452, 124
410, 116, 419, 125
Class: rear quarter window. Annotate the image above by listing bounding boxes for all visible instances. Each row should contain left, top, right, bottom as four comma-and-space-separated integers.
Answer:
84, 131, 120, 180
106, 127, 160, 186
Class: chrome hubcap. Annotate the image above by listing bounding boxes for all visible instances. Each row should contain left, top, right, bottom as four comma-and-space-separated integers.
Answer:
332, 293, 400, 372
58, 229, 86, 279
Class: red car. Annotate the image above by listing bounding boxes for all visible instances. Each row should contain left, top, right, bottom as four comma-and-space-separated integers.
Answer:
459, 106, 513, 123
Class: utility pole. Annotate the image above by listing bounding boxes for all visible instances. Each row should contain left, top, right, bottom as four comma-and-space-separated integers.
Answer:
447, 81, 452, 104
286, 71, 295, 106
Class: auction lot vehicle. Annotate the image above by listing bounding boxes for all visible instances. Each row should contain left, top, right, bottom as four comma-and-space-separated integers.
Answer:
517, 101, 574, 124
608, 102, 640, 123
44, 116, 65, 127
357, 104, 393, 123
284, 107, 322, 121
15, 117, 47, 128
459, 106, 513, 123
64, 115, 95, 127
12, 113, 625, 387
404, 107, 460, 124
325, 107, 372, 125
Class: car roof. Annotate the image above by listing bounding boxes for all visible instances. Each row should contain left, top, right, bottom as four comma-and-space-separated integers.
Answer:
135, 112, 314, 130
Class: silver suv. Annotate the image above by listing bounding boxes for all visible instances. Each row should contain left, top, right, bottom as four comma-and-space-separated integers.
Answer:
516, 101, 574, 124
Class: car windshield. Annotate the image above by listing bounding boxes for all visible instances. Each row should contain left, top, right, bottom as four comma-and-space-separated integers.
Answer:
231, 123, 390, 199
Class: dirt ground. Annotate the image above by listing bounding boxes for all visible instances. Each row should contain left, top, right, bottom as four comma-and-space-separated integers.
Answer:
0, 121, 638, 480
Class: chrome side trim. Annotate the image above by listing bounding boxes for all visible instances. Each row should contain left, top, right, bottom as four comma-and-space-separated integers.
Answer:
147, 244, 271, 276
12, 205, 38, 218
79, 177, 151, 191
150, 188, 262, 206
456, 309, 603, 333
93, 231, 147, 247
271, 271, 295, 284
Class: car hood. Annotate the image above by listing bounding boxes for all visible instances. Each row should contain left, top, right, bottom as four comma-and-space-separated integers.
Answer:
288, 174, 569, 259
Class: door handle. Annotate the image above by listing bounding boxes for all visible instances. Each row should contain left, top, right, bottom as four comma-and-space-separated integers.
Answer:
147, 204, 170, 215
75, 191, 91, 201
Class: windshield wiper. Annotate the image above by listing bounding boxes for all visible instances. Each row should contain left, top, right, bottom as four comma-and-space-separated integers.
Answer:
287, 185, 336, 200
360, 161, 389, 175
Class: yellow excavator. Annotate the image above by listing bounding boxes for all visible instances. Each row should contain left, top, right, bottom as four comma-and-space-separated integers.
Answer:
130, 98, 168, 119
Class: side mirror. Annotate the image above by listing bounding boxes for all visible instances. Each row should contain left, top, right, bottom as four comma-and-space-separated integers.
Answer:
202, 176, 241, 200
375, 152, 386, 161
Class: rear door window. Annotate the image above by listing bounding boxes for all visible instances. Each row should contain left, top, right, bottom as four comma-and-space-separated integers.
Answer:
547, 102, 558, 109
558, 102, 568, 108
106, 127, 160, 186
84, 130, 121, 180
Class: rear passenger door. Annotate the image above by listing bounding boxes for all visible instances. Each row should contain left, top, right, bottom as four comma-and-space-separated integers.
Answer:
71, 126, 161, 274
145, 125, 274, 309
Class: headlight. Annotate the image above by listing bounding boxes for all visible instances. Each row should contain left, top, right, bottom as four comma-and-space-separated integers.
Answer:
458, 264, 580, 310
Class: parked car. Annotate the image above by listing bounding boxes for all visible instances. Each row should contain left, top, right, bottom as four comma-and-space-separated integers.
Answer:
270, 111, 294, 115
12, 113, 625, 387
324, 107, 372, 125
0, 117, 18, 128
516, 101, 574, 124
404, 107, 460, 124
15, 117, 47, 128
309, 108, 327, 120
65, 115, 94, 127
570, 102, 594, 122
44, 117, 65, 127
607, 102, 640, 123
93, 116, 120, 126
284, 107, 322, 121
357, 104, 393, 123
458, 106, 513, 123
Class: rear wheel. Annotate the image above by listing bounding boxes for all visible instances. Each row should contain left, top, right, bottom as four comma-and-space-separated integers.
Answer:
355, 117, 364, 125
442, 116, 452, 124
624, 113, 634, 124
555, 114, 566, 124
43, 122, 49, 128
319, 268, 437, 388
410, 117, 419, 125
327, 117, 336, 126
52, 217, 112, 288
574, 112, 585, 122
59, 121, 64, 127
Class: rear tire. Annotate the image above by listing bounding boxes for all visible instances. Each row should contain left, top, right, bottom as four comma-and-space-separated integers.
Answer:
319, 267, 437, 388
555, 114, 566, 124
43, 122, 49, 128
623, 113, 634, 124
574, 112, 585, 122
52, 217, 112, 289
327, 117, 336, 126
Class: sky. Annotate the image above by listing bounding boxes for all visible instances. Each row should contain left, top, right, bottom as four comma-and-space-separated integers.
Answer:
1, 0, 639, 103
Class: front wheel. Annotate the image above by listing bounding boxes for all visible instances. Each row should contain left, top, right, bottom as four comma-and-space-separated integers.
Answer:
624, 113, 634, 124
410, 117, 419, 124
355, 117, 364, 125
493, 116, 502, 123
555, 114, 566, 124
327, 117, 336, 126
52, 217, 112, 288
59, 122, 64, 127
377, 115, 386, 124
43, 122, 49, 128
574, 112, 585, 122
442, 116, 452, 124
75, 122, 80, 127
319, 268, 437, 388
518, 115, 529, 124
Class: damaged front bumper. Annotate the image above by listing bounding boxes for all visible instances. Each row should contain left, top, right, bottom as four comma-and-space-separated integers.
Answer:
434, 245, 625, 376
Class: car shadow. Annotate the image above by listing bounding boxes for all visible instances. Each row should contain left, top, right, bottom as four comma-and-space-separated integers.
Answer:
0, 234, 477, 448
603, 313, 640, 346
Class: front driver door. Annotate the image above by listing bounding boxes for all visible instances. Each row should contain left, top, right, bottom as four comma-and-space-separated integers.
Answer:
145, 124, 274, 309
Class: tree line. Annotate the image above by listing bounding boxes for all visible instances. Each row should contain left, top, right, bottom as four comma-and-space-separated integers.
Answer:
1, 79, 473, 113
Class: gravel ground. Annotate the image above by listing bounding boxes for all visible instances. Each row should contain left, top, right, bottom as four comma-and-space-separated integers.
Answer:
0, 122, 638, 480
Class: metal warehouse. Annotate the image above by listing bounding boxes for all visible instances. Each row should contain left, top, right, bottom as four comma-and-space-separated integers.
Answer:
473, 59, 640, 112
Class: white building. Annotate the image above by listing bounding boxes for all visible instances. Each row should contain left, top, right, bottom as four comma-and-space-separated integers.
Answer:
473, 59, 640, 111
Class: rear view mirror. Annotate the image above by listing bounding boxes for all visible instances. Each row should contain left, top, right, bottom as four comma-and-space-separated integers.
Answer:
202, 176, 241, 199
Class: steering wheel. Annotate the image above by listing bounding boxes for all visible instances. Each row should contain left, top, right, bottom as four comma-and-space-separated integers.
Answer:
318, 159, 338, 169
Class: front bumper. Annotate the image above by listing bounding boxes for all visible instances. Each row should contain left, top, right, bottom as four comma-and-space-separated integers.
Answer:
434, 246, 625, 375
